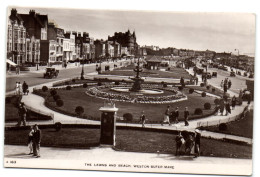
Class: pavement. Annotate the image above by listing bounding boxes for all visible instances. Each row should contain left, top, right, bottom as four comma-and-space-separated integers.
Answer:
3, 145, 252, 175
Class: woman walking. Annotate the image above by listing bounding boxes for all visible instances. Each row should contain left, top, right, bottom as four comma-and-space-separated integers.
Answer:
231, 96, 236, 110
28, 126, 34, 154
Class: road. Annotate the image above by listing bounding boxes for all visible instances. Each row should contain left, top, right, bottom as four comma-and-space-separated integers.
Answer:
5, 60, 131, 92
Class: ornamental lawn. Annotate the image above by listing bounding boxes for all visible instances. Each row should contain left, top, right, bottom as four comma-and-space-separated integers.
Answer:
43, 87, 216, 123
5, 128, 252, 158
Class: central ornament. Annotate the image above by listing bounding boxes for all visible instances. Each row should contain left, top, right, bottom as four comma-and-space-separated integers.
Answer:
130, 57, 144, 92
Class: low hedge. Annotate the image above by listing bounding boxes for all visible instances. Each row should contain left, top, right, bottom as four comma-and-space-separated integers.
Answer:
42, 86, 48, 92
66, 86, 72, 90
83, 83, 88, 88
204, 102, 211, 110
178, 86, 183, 91
194, 108, 203, 115
189, 88, 194, 94
56, 99, 64, 107
201, 92, 206, 97
50, 89, 57, 96
75, 106, 84, 116
123, 113, 133, 122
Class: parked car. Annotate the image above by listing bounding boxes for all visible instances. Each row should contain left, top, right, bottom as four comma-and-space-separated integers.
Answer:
230, 71, 236, 77
212, 72, 217, 77
43, 68, 59, 79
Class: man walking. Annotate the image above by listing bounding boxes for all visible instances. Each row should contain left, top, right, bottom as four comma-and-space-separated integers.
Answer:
140, 111, 146, 128
17, 102, 27, 126
161, 105, 171, 126
184, 107, 190, 126
194, 129, 201, 158
32, 124, 41, 158
22, 81, 29, 95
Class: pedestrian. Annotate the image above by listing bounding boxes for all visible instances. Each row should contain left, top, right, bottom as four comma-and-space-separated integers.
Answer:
194, 129, 201, 158
219, 99, 225, 116
175, 131, 184, 156
140, 111, 146, 128
32, 124, 41, 158
220, 80, 224, 88
225, 100, 231, 116
161, 105, 171, 126
15, 82, 19, 95
223, 83, 227, 93
17, 102, 27, 126
64, 63, 67, 69
231, 96, 236, 110
214, 104, 220, 115
173, 107, 179, 124
228, 79, 232, 89
22, 81, 28, 95
184, 133, 194, 155
180, 77, 185, 87
184, 107, 190, 126
28, 126, 34, 155
18, 82, 22, 95
195, 77, 198, 85
247, 92, 251, 105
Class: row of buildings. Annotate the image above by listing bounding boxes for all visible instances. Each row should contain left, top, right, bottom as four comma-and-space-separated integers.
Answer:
7, 8, 139, 66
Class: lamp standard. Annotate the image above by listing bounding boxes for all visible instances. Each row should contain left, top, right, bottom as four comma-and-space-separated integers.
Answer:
81, 61, 85, 80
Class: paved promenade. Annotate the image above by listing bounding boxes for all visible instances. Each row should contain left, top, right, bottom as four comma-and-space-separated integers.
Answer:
4, 145, 252, 175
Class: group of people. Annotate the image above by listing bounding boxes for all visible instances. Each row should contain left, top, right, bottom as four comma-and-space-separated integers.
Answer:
220, 78, 232, 93
28, 124, 41, 158
175, 130, 201, 157
15, 81, 29, 96
161, 106, 190, 126
215, 95, 237, 116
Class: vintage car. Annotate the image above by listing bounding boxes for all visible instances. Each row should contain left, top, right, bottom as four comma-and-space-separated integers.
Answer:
230, 71, 236, 77
43, 68, 59, 79
212, 72, 218, 77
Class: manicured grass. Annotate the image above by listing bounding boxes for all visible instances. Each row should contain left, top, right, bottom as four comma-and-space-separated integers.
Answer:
102, 64, 191, 79
36, 86, 216, 123
4, 128, 252, 158
202, 109, 254, 138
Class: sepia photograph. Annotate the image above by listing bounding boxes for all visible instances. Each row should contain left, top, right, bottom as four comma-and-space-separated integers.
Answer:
1, 1, 258, 176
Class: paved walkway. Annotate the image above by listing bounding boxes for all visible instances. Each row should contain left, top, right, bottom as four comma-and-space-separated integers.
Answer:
4, 145, 252, 175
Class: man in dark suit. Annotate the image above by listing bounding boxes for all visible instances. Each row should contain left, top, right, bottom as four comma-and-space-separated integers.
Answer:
32, 124, 41, 158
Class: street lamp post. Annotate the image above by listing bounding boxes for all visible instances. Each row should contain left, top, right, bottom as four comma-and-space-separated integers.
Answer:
81, 62, 85, 80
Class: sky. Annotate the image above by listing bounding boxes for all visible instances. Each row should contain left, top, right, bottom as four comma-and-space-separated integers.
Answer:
10, 7, 256, 55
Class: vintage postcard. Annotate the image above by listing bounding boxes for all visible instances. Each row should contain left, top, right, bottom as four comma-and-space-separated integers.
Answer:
4, 6, 255, 176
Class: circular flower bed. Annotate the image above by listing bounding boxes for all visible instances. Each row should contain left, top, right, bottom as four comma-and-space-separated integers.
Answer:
85, 84, 187, 104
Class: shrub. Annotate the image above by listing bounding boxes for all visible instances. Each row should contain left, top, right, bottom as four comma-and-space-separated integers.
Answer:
189, 88, 194, 94
98, 82, 102, 86
163, 83, 167, 88
123, 113, 133, 122
53, 95, 61, 101
56, 99, 64, 107
238, 71, 241, 75
178, 86, 183, 91
115, 81, 120, 85
65, 81, 70, 85
54, 122, 62, 132
83, 83, 88, 88
212, 88, 216, 93
75, 106, 84, 116
5, 97, 11, 104
194, 108, 203, 115
72, 79, 76, 83
201, 92, 206, 97
244, 72, 248, 77
200, 83, 205, 87
42, 86, 48, 92
206, 85, 210, 90
50, 89, 57, 96
204, 102, 211, 110
66, 86, 72, 90
219, 123, 228, 131
249, 74, 254, 78
214, 98, 220, 105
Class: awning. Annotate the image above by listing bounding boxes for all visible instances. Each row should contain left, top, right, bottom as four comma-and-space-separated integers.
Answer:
6, 59, 17, 66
